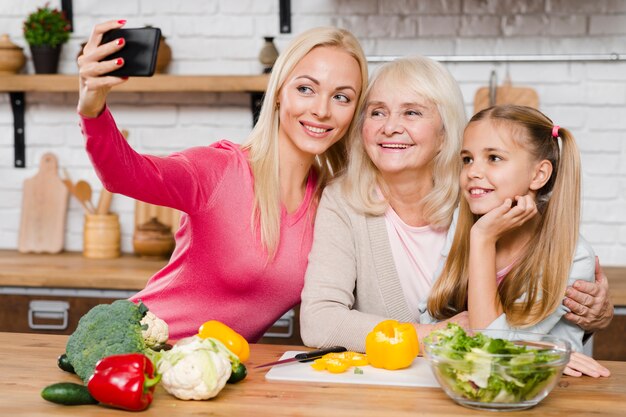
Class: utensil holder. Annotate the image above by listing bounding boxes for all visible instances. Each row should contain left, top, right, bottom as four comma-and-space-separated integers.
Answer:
83, 213, 121, 259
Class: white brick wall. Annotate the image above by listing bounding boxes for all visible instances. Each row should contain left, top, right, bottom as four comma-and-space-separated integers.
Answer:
1, 0, 625, 265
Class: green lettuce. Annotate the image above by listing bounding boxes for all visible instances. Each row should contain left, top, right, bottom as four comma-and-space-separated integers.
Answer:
425, 324, 563, 403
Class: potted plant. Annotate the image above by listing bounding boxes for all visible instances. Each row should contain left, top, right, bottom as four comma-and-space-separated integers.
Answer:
23, 3, 71, 74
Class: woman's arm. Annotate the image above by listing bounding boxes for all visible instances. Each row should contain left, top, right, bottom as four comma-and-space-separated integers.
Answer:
300, 188, 388, 352
77, 22, 229, 214
81, 109, 218, 213
564, 257, 614, 332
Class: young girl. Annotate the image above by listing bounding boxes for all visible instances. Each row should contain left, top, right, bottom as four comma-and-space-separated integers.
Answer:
427, 104, 595, 354
77, 21, 368, 341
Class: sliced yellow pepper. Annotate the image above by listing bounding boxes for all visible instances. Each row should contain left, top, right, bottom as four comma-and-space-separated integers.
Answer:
197, 320, 250, 362
365, 320, 419, 370
310, 351, 368, 373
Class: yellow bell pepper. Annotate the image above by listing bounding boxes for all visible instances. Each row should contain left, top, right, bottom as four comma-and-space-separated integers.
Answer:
310, 351, 368, 373
365, 320, 419, 370
197, 320, 250, 362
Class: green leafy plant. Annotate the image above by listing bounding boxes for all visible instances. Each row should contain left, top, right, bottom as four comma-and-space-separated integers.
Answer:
23, 3, 71, 47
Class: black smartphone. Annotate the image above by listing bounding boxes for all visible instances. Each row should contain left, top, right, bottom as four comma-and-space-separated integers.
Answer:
100, 27, 161, 77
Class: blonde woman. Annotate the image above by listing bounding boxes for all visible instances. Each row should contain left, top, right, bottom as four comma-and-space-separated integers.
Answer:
77, 21, 367, 341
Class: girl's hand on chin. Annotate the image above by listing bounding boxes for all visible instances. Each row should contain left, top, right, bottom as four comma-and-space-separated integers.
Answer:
472, 195, 538, 241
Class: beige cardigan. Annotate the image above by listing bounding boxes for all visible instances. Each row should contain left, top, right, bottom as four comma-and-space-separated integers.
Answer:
300, 181, 417, 352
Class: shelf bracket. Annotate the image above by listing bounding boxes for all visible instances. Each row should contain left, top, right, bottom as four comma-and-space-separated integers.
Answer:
251, 92, 264, 126
61, 0, 74, 32
9, 92, 26, 168
279, 0, 291, 33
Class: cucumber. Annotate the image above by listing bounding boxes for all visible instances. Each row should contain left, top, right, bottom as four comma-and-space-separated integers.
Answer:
41, 382, 98, 405
228, 362, 247, 383
57, 353, 75, 374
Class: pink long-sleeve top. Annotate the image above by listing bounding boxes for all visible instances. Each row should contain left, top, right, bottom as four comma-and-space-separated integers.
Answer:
79, 107, 317, 342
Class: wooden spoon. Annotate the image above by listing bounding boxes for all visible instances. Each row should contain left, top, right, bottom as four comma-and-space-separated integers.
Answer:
62, 170, 92, 214
74, 180, 96, 214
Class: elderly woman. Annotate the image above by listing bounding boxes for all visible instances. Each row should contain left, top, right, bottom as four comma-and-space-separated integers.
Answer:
300, 56, 612, 377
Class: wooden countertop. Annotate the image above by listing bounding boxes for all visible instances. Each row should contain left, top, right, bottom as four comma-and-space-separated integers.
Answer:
1, 250, 625, 305
0, 250, 165, 290
0, 333, 624, 417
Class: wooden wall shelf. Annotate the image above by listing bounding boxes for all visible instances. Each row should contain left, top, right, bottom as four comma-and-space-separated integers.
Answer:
0, 74, 269, 93
0, 74, 269, 168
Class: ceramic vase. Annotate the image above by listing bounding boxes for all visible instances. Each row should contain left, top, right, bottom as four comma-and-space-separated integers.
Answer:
258, 37, 279, 73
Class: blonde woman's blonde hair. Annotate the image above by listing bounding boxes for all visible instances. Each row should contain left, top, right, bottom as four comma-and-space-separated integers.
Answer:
428, 105, 582, 327
241, 27, 368, 258
341, 56, 466, 229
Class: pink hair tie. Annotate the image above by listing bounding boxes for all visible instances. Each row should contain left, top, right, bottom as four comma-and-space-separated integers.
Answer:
551, 125, 560, 138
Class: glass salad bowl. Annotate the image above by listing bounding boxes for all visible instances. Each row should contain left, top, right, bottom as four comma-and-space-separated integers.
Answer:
422, 325, 571, 411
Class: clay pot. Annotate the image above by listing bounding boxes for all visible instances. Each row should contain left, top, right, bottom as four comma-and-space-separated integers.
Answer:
133, 217, 175, 259
155, 34, 171, 73
0, 34, 26, 74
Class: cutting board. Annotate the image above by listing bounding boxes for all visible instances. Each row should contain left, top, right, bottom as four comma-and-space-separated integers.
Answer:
264, 351, 439, 388
18, 153, 69, 253
474, 83, 539, 114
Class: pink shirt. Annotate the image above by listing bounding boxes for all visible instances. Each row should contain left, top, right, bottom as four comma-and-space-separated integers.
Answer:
496, 263, 515, 285
80, 107, 317, 341
384, 207, 447, 320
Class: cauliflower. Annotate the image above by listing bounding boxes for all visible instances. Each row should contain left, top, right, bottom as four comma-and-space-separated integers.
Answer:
141, 311, 169, 348
157, 336, 232, 400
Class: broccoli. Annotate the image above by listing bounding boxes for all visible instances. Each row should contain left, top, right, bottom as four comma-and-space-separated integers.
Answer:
65, 299, 150, 382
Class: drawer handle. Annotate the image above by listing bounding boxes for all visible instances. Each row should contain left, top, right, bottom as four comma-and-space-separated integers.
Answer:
263, 310, 295, 339
28, 300, 70, 330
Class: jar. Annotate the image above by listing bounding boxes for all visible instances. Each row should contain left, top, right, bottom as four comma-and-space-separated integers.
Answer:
0, 34, 26, 74
83, 213, 121, 259
155, 34, 172, 73
133, 217, 175, 259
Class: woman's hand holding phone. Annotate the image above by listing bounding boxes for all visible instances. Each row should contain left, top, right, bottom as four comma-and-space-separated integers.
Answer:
77, 19, 129, 118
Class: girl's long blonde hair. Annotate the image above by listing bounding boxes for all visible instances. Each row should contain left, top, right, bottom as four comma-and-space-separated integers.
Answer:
241, 27, 368, 258
428, 105, 582, 327
341, 56, 466, 228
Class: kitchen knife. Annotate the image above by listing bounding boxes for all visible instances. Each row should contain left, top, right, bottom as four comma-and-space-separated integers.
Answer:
254, 346, 347, 369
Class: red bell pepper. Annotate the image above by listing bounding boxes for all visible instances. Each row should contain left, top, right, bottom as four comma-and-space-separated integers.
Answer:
87, 353, 161, 411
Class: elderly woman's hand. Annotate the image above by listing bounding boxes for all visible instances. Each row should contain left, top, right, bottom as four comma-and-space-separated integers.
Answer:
564, 257, 614, 332
77, 20, 129, 117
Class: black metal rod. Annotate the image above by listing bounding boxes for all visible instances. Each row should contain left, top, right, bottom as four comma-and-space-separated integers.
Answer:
61, 0, 74, 32
10, 92, 26, 168
279, 0, 291, 33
